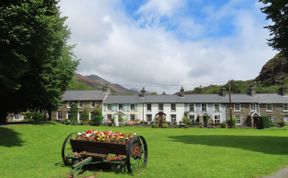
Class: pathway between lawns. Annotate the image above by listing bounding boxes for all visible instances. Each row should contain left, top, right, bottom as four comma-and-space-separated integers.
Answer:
262, 168, 288, 178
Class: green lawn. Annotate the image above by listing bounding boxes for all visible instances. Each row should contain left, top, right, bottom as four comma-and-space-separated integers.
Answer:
1, 123, 288, 178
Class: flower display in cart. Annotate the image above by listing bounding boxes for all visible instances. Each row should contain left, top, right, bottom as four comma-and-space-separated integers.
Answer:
75, 130, 136, 145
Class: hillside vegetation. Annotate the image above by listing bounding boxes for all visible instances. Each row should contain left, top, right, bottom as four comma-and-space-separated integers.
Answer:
188, 53, 288, 94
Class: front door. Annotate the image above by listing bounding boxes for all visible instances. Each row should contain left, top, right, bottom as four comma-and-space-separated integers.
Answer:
203, 116, 208, 128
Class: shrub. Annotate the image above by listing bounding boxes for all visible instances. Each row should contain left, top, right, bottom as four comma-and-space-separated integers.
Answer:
257, 116, 271, 129
226, 117, 236, 128
220, 122, 227, 128
277, 121, 286, 127
70, 103, 78, 125
151, 123, 158, 128
182, 115, 190, 125
162, 123, 169, 128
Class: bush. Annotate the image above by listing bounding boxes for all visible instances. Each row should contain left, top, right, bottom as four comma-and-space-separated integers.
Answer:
151, 123, 158, 128
277, 121, 286, 127
220, 122, 227, 128
182, 115, 190, 125
162, 123, 169, 128
90, 115, 103, 126
226, 117, 236, 128
257, 116, 271, 129
24, 111, 45, 123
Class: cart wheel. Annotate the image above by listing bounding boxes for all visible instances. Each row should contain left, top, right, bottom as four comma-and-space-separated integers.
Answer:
126, 136, 148, 174
61, 132, 78, 166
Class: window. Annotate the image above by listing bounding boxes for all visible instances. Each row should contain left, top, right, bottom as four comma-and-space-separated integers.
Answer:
189, 104, 194, 112
67, 102, 71, 108
283, 104, 288, 112
189, 115, 195, 124
250, 104, 257, 111
107, 104, 112, 111
159, 104, 164, 111
67, 112, 71, 119
146, 114, 152, 122
130, 104, 135, 111
234, 104, 241, 111
171, 104, 176, 111
284, 115, 288, 122
147, 104, 152, 111
91, 101, 96, 108
57, 112, 63, 120
130, 114, 135, 121
78, 102, 83, 108
119, 104, 123, 111
201, 104, 207, 112
78, 112, 82, 120
214, 115, 220, 124
171, 114, 176, 123
214, 104, 220, 112
266, 104, 273, 112
107, 114, 112, 122
235, 115, 241, 125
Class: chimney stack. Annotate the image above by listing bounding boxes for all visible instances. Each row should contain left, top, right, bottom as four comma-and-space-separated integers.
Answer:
248, 85, 256, 96
177, 86, 185, 97
278, 85, 286, 96
139, 87, 146, 97
219, 87, 227, 96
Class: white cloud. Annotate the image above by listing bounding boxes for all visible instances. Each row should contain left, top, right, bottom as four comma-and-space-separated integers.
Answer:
59, 0, 276, 93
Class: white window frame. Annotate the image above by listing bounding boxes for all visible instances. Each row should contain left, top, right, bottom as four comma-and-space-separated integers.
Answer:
146, 104, 152, 111
107, 104, 112, 111
90, 101, 96, 108
201, 104, 207, 112
130, 104, 135, 111
130, 114, 135, 121
170, 114, 177, 123
159, 104, 164, 111
189, 114, 196, 124
266, 104, 273, 112
67, 102, 71, 109
78, 102, 83, 108
119, 104, 123, 111
235, 115, 241, 126
189, 104, 194, 112
283, 104, 288, 112
250, 103, 257, 112
171, 104, 176, 112
213, 114, 220, 124
234, 104, 241, 111
214, 104, 220, 112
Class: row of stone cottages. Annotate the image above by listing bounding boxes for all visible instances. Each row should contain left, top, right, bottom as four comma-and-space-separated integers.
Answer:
45, 86, 288, 128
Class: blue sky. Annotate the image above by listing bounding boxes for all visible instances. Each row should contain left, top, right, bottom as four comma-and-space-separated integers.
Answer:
60, 0, 275, 93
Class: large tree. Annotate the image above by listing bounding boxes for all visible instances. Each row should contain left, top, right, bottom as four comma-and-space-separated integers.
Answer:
0, 0, 78, 123
260, 0, 288, 56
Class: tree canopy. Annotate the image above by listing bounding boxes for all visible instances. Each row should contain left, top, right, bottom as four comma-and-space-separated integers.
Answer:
0, 0, 78, 123
260, 0, 288, 56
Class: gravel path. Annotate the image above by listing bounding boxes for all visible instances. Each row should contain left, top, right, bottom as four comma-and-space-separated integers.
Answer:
262, 168, 288, 178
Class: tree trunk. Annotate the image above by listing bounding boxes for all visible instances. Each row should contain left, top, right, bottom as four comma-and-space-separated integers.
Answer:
0, 112, 8, 125
48, 108, 52, 120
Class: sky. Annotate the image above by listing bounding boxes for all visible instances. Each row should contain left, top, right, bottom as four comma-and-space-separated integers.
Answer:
59, 0, 276, 93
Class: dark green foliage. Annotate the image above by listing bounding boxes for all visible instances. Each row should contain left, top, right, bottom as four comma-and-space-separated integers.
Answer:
257, 116, 271, 129
277, 120, 286, 127
90, 106, 103, 126
182, 115, 190, 125
0, 0, 78, 124
227, 117, 236, 128
70, 103, 78, 125
23, 111, 45, 123
259, 0, 288, 56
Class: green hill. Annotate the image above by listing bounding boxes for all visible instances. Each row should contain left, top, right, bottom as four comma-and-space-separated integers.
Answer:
187, 53, 288, 94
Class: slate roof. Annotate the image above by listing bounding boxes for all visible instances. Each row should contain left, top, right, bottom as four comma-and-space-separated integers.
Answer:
103, 95, 140, 104
62, 90, 107, 101
103, 93, 288, 104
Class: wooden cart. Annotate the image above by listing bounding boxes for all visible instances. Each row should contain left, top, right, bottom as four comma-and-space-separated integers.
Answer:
61, 132, 148, 177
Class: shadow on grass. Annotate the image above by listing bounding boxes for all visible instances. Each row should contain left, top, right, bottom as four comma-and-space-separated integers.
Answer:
169, 135, 288, 155
6, 121, 56, 125
0, 126, 23, 147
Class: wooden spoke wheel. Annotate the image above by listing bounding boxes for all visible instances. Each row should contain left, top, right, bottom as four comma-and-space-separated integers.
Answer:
126, 136, 148, 174
61, 132, 79, 166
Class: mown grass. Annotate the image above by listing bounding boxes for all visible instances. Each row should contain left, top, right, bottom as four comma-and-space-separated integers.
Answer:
1, 123, 288, 178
